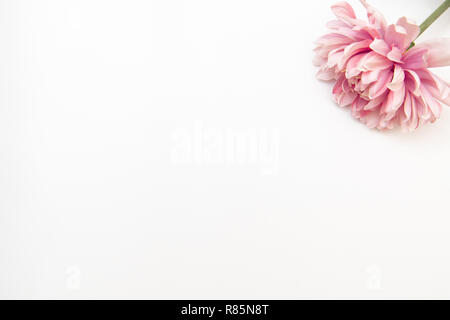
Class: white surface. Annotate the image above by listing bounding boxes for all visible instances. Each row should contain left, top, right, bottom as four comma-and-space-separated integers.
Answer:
0, 0, 450, 299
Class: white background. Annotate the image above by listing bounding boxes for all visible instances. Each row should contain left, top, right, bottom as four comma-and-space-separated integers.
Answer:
0, 0, 450, 299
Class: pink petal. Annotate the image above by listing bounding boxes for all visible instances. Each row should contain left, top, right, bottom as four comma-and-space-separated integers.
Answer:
409, 96, 419, 130
361, 69, 381, 84
351, 96, 368, 116
331, 2, 357, 22
360, 110, 381, 128
414, 38, 450, 68
315, 33, 353, 46
396, 17, 420, 48
404, 69, 421, 96
335, 78, 358, 106
432, 75, 450, 105
363, 93, 386, 110
314, 44, 344, 61
340, 39, 371, 69
353, 78, 369, 93
369, 39, 390, 56
359, 51, 392, 71
360, 0, 387, 33
326, 20, 350, 30
368, 68, 392, 98
387, 64, 405, 91
343, 39, 372, 57
337, 91, 358, 107
382, 83, 406, 114
332, 75, 345, 95
338, 27, 372, 41
313, 55, 325, 67
403, 47, 428, 69
316, 65, 337, 81
420, 86, 442, 118
353, 24, 381, 39
423, 72, 450, 106
403, 92, 412, 121
346, 53, 365, 78
386, 47, 403, 63
416, 96, 431, 121
327, 48, 345, 68
385, 24, 409, 51
414, 69, 449, 103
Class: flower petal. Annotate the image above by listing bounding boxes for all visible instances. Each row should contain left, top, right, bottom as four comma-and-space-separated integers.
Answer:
409, 96, 419, 130
331, 2, 356, 23
369, 39, 390, 56
346, 53, 365, 78
368, 68, 393, 99
386, 47, 403, 63
385, 24, 409, 51
360, 110, 381, 128
327, 48, 345, 68
359, 51, 392, 71
403, 46, 428, 69
360, 0, 387, 33
316, 65, 337, 80
382, 83, 406, 115
396, 17, 420, 48
361, 69, 381, 85
414, 38, 450, 68
351, 96, 368, 117
420, 86, 442, 119
340, 39, 371, 69
403, 92, 412, 121
404, 69, 421, 96
387, 64, 405, 91
326, 20, 349, 30
332, 75, 345, 95
422, 72, 450, 106
363, 93, 386, 110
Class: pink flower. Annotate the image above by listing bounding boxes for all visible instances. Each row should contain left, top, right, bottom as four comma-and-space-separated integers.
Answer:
314, 0, 450, 130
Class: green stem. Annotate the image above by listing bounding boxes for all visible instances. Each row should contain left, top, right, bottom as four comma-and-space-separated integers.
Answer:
418, 0, 450, 37
408, 0, 450, 49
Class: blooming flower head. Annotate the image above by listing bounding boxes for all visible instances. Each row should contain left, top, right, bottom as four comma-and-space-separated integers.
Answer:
314, 0, 450, 130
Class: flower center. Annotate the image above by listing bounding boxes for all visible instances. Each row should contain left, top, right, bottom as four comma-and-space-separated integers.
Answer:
348, 75, 370, 101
